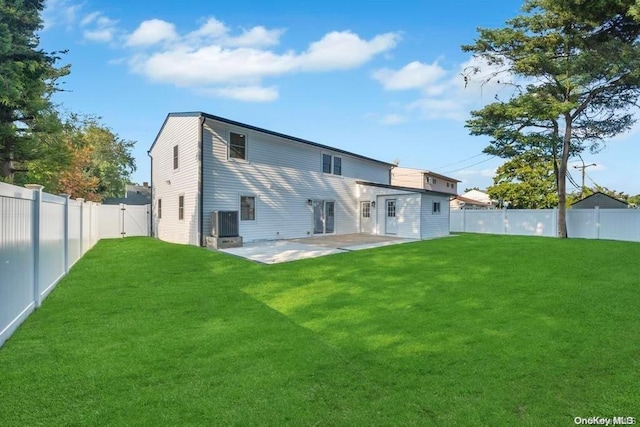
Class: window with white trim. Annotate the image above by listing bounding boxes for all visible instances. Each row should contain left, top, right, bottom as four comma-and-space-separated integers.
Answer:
433, 201, 441, 214
158, 199, 162, 219
178, 195, 184, 220
230, 132, 247, 160
240, 196, 256, 221
322, 154, 342, 176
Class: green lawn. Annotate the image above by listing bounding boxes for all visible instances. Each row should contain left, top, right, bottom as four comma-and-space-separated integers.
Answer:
1, 235, 638, 425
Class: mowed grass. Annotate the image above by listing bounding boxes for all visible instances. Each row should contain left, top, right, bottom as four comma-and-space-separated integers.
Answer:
0, 235, 639, 425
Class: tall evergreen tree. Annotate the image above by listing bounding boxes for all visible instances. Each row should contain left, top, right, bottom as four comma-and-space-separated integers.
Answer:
463, 0, 640, 237
0, 0, 69, 180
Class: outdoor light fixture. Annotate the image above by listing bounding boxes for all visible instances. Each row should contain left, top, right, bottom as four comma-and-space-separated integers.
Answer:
307, 199, 312, 205
371, 201, 376, 208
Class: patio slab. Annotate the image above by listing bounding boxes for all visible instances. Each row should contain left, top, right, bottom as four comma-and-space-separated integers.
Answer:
219, 234, 417, 264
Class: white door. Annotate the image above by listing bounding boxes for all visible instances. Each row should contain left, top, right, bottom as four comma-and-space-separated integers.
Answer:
360, 201, 372, 233
385, 199, 397, 235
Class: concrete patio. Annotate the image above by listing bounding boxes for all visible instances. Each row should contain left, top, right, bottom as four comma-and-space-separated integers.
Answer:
218, 233, 417, 264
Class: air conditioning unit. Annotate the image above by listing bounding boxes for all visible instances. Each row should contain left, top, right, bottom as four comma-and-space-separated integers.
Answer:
211, 211, 239, 237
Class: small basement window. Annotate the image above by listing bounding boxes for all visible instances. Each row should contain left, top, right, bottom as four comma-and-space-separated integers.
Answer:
230, 132, 247, 160
240, 196, 255, 221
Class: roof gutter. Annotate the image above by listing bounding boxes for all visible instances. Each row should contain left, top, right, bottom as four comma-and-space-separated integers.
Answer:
147, 149, 153, 238
198, 115, 205, 247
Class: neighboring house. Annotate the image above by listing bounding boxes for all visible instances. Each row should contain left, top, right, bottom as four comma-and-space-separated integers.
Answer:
450, 195, 495, 210
571, 192, 629, 209
391, 167, 460, 195
103, 183, 152, 205
460, 189, 496, 206
149, 112, 452, 246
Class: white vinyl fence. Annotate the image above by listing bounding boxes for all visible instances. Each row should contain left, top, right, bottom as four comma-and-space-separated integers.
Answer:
450, 208, 640, 242
0, 182, 150, 348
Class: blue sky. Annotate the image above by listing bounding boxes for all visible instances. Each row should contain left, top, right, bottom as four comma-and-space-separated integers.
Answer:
40, 0, 640, 195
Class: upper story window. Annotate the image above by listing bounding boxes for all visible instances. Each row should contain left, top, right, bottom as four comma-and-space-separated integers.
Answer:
322, 154, 332, 173
426, 176, 437, 185
333, 157, 342, 175
322, 154, 342, 176
230, 132, 247, 160
173, 145, 179, 169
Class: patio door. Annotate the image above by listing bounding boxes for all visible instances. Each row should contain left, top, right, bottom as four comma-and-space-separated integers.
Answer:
385, 199, 397, 235
360, 201, 372, 233
313, 200, 335, 234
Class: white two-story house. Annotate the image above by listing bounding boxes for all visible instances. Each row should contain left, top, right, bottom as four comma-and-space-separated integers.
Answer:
149, 112, 451, 246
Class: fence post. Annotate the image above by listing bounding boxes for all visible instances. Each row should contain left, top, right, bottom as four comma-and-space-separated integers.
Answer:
553, 208, 558, 238
25, 184, 44, 308
503, 208, 508, 235
60, 194, 70, 274
76, 198, 85, 255
120, 203, 126, 238
462, 209, 466, 232
594, 206, 600, 240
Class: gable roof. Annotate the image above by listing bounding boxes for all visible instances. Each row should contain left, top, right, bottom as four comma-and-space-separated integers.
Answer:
570, 191, 628, 206
452, 195, 494, 206
149, 112, 395, 167
357, 181, 454, 197
394, 166, 461, 182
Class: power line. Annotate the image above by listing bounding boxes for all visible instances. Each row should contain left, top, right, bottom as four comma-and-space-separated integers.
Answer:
440, 156, 497, 174
431, 153, 490, 172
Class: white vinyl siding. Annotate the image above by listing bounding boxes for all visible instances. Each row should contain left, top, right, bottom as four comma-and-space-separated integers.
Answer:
421, 194, 450, 239
202, 118, 390, 242
150, 115, 200, 245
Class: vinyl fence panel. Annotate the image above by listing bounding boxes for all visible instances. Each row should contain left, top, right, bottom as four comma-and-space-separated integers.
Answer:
0, 185, 35, 348
599, 209, 640, 242
451, 208, 640, 242
0, 181, 150, 348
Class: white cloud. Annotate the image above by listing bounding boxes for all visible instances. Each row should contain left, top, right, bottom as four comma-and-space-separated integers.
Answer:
201, 86, 279, 102
223, 26, 285, 47
372, 56, 516, 122
298, 31, 400, 71
121, 19, 399, 101
82, 13, 118, 43
372, 61, 446, 91
126, 19, 179, 47
380, 114, 407, 125
42, 0, 82, 30
81, 11, 101, 27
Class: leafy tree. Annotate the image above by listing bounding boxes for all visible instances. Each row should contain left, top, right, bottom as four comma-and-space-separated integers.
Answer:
0, 0, 69, 181
15, 114, 136, 201
463, 0, 640, 237
487, 153, 558, 209
463, 186, 482, 193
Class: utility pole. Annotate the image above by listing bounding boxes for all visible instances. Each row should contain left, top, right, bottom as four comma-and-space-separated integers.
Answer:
573, 160, 596, 199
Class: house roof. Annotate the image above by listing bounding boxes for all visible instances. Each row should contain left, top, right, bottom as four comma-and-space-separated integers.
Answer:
452, 195, 494, 206
356, 181, 454, 197
570, 191, 628, 206
149, 112, 395, 167
393, 166, 461, 182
